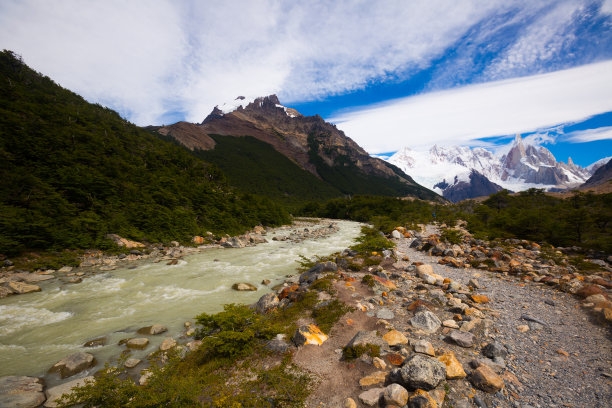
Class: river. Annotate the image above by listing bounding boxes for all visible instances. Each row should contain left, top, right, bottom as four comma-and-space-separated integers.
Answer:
0, 220, 362, 384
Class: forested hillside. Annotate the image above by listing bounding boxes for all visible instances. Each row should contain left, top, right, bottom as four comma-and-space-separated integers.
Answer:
0, 51, 289, 256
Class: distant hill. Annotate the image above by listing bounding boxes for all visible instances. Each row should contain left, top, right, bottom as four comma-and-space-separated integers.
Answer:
581, 158, 612, 190
0, 51, 289, 255
159, 95, 441, 203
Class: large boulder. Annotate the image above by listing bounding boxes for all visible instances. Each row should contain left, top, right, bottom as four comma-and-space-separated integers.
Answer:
383, 383, 409, 406
470, 364, 504, 393
410, 310, 441, 333
231, 282, 257, 291
399, 354, 446, 390
255, 293, 279, 314
126, 338, 149, 349
44, 376, 93, 407
137, 324, 167, 335
292, 325, 328, 346
7, 281, 41, 295
48, 352, 95, 379
299, 262, 337, 285
0, 376, 45, 408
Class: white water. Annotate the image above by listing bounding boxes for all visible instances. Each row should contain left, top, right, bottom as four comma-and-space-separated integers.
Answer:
0, 220, 362, 382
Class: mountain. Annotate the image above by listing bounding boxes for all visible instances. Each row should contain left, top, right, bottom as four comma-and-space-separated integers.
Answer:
581, 158, 612, 190
0, 51, 290, 255
159, 95, 440, 203
388, 135, 598, 201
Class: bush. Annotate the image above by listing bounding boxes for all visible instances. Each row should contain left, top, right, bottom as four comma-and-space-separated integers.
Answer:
342, 343, 380, 360
350, 226, 395, 255
440, 228, 463, 245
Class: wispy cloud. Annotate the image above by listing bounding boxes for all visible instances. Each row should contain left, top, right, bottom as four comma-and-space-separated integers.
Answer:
564, 126, 612, 142
0, 0, 610, 125
330, 61, 612, 153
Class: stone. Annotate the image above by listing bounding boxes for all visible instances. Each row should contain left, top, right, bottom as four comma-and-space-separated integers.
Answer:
124, 358, 141, 368
0, 286, 13, 298
416, 264, 434, 275
410, 310, 441, 333
576, 284, 604, 298
261, 279, 271, 285
265, 334, 290, 353
137, 324, 168, 335
470, 294, 490, 304
0, 376, 45, 408
358, 387, 384, 406
383, 330, 408, 346
299, 261, 337, 284
139, 370, 152, 386
448, 330, 474, 348
126, 338, 149, 349
468, 278, 480, 288
343, 397, 357, 408
13, 273, 55, 283
516, 325, 530, 333
292, 325, 328, 346
44, 376, 94, 407
192, 235, 205, 244
255, 292, 280, 314
160, 338, 177, 351
49, 352, 95, 379
386, 353, 405, 366
392, 230, 403, 239
399, 354, 446, 390
383, 383, 409, 406
585, 294, 607, 304
408, 389, 438, 408
438, 351, 466, 379
359, 371, 387, 388
442, 319, 459, 329
83, 337, 107, 347
346, 330, 385, 349
372, 275, 397, 291
470, 364, 504, 393
482, 342, 508, 359
460, 318, 481, 333
414, 340, 435, 356
7, 281, 41, 294
231, 282, 257, 291
105, 233, 144, 248
373, 357, 387, 369
376, 308, 395, 320
58, 266, 73, 273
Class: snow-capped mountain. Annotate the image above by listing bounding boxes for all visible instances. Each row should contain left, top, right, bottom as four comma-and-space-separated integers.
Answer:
388, 134, 598, 201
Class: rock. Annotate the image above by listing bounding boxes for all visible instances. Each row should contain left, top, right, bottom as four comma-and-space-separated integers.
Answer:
0, 286, 14, 298
410, 310, 441, 333
186, 340, 203, 352
255, 292, 280, 314
399, 354, 446, 390
83, 337, 107, 347
0, 376, 45, 408
373, 357, 387, 370
137, 324, 168, 335
126, 338, 149, 349
346, 331, 385, 349
358, 387, 384, 406
576, 284, 604, 298
299, 262, 337, 285
442, 319, 459, 329
343, 397, 357, 408
438, 351, 466, 379
44, 376, 93, 407
470, 364, 504, 393
448, 330, 474, 348
383, 383, 409, 406
266, 334, 290, 353
416, 264, 434, 275
468, 278, 480, 288
376, 308, 395, 320
359, 371, 387, 388
414, 340, 435, 356
516, 325, 530, 333
460, 318, 481, 333
160, 338, 177, 351
124, 358, 141, 368
105, 233, 144, 248
470, 294, 490, 304
372, 275, 397, 291
261, 279, 271, 285
482, 342, 508, 359
391, 230, 403, 239
13, 273, 55, 283
49, 352, 95, 379
386, 353, 406, 366
192, 236, 205, 244
139, 370, 152, 386
231, 282, 257, 291
408, 389, 438, 408
383, 330, 408, 346
66, 277, 82, 284
292, 325, 328, 346
7, 281, 41, 294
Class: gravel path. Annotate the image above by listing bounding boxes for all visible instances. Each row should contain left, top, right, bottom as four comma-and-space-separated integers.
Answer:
395, 228, 612, 408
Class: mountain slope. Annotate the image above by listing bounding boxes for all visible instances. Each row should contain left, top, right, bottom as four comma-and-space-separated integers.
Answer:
581, 158, 612, 190
434, 170, 504, 202
0, 51, 289, 255
160, 95, 440, 202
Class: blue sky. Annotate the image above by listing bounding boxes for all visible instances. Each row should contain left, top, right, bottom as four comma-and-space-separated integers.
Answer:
1, 0, 611, 166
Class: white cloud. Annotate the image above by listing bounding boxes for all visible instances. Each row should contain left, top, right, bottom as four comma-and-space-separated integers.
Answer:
564, 126, 612, 142
330, 61, 612, 153
0, 0, 610, 125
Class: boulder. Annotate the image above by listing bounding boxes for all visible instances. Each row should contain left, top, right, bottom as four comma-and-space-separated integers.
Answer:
438, 351, 466, 379
44, 376, 93, 407
470, 364, 504, 393
383, 383, 409, 406
359, 371, 387, 389
126, 338, 149, 349
299, 262, 337, 285
12, 273, 55, 283
7, 281, 41, 294
410, 310, 441, 333
391, 230, 403, 239
399, 354, 446, 390
124, 358, 141, 368
376, 308, 395, 320
48, 352, 95, 379
192, 236, 205, 244
265, 334, 290, 353
358, 387, 384, 406
292, 325, 327, 346
137, 324, 168, 335
159, 338, 177, 351
83, 337, 107, 347
343, 397, 357, 408
413, 340, 435, 356
448, 330, 474, 348
231, 282, 257, 291
346, 331, 385, 349
255, 293, 279, 314
408, 389, 438, 408
383, 330, 408, 346
482, 342, 508, 359
0, 286, 14, 298
0, 376, 45, 408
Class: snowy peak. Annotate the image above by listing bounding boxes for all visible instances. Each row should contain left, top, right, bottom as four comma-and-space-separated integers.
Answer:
204, 94, 302, 122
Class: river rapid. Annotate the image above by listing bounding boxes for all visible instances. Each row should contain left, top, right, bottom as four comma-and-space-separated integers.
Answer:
0, 220, 362, 384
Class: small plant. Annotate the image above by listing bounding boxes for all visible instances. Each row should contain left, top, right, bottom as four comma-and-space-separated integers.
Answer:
361, 274, 375, 287
342, 343, 380, 360
310, 275, 335, 293
440, 228, 463, 245
350, 226, 395, 255
312, 299, 353, 333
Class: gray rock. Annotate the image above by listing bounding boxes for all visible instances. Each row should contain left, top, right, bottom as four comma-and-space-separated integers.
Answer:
83, 337, 107, 347
399, 354, 446, 390
383, 383, 409, 406
345, 331, 385, 349
448, 330, 475, 348
0, 376, 45, 408
391, 230, 403, 239
231, 282, 257, 291
44, 376, 93, 407
255, 293, 280, 314
299, 261, 337, 285
482, 342, 508, 359
410, 310, 441, 333
265, 334, 290, 353
376, 308, 395, 320
124, 358, 141, 368
126, 338, 149, 349
358, 387, 384, 406
48, 352, 95, 379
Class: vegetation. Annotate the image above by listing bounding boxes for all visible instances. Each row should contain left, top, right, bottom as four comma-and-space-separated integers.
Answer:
0, 50, 290, 256
440, 228, 464, 245
342, 343, 381, 360
350, 226, 395, 254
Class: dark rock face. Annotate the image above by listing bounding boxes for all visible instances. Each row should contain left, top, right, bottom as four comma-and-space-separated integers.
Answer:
436, 170, 504, 202
581, 158, 612, 188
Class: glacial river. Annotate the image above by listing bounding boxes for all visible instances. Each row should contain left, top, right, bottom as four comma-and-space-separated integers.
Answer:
0, 220, 362, 384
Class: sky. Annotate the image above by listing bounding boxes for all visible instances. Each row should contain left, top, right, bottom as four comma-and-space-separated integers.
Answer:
1, 0, 611, 166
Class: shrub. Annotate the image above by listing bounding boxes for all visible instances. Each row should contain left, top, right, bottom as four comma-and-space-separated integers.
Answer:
342, 343, 380, 360
361, 274, 375, 287
440, 228, 463, 245
350, 226, 395, 255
